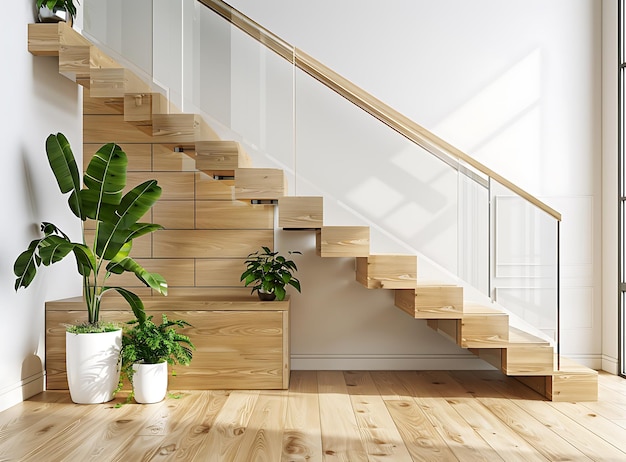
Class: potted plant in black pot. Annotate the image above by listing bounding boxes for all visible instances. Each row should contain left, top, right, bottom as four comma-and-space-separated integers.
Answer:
14, 133, 167, 404
240, 246, 301, 301
36, 0, 78, 25
120, 314, 195, 404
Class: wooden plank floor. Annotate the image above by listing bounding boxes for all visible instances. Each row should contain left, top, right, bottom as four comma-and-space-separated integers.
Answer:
0, 371, 625, 461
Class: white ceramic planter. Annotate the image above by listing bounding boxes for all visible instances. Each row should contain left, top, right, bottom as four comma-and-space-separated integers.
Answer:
38, 6, 70, 23
132, 361, 168, 404
66, 330, 122, 404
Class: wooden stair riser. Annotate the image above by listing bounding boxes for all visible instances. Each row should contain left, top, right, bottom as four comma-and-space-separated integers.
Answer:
235, 168, 286, 201
278, 196, 324, 229
394, 286, 463, 318
355, 255, 417, 289
59, 44, 120, 86
315, 226, 370, 257
548, 371, 599, 401
513, 371, 599, 402
195, 141, 252, 177
28, 23, 63, 55
460, 313, 509, 348
426, 313, 508, 349
471, 347, 555, 376
58, 44, 91, 83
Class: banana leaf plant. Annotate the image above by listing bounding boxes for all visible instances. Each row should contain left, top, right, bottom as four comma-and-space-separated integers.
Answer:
14, 133, 167, 329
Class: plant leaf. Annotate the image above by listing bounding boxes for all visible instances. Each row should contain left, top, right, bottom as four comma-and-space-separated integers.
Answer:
106, 257, 168, 295
117, 181, 162, 229
274, 285, 286, 300
106, 287, 146, 324
45, 133, 82, 219
13, 239, 43, 291
81, 142, 127, 221
72, 244, 96, 277
289, 279, 301, 292
38, 235, 73, 265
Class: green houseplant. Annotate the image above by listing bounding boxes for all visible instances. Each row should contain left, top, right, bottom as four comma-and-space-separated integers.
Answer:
120, 315, 195, 403
13, 133, 167, 403
37, 0, 78, 23
240, 246, 301, 301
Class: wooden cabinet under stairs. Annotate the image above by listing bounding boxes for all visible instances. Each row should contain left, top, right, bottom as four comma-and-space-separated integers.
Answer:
28, 22, 599, 402
46, 297, 291, 390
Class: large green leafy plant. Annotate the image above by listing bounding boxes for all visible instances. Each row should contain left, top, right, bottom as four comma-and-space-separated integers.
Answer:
240, 246, 301, 301
14, 133, 167, 329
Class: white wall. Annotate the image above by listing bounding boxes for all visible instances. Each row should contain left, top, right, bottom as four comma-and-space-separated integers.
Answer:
0, 5, 83, 411
228, 0, 605, 369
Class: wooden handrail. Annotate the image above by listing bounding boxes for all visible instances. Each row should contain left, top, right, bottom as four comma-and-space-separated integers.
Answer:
198, 0, 561, 221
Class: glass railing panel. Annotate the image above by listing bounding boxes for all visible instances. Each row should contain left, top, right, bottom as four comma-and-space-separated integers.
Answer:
294, 66, 462, 270
184, 1, 296, 183
490, 179, 559, 347
83, 0, 153, 78
457, 160, 490, 295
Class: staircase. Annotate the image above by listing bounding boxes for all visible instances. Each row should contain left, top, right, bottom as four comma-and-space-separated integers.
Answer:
28, 21, 598, 402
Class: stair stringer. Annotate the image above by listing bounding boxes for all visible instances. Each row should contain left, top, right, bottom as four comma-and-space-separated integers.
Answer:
28, 22, 597, 402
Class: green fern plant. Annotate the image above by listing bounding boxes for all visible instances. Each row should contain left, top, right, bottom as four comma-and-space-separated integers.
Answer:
120, 314, 195, 386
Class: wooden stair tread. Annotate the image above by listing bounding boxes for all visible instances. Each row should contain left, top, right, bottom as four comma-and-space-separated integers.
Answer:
278, 196, 324, 229
461, 304, 505, 316
235, 168, 286, 200
507, 326, 551, 346
196, 141, 251, 177
28, 22, 86, 55
356, 254, 417, 289
316, 226, 370, 257
557, 357, 598, 375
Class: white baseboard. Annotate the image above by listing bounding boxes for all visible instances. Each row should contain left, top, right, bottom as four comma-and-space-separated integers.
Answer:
291, 353, 496, 371
601, 354, 619, 374
0, 373, 44, 413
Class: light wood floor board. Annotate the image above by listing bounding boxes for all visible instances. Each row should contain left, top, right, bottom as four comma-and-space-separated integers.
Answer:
343, 371, 413, 461
201, 390, 260, 462
281, 371, 323, 462
234, 391, 288, 461
317, 370, 368, 461
1, 371, 625, 461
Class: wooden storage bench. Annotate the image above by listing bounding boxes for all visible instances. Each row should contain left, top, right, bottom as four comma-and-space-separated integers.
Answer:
45, 296, 290, 390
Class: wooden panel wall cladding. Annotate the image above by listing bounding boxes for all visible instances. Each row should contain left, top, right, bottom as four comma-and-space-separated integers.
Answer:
82, 89, 275, 294
46, 298, 290, 390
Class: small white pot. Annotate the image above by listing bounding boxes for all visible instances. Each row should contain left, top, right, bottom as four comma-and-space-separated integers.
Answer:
132, 361, 168, 404
66, 330, 122, 404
